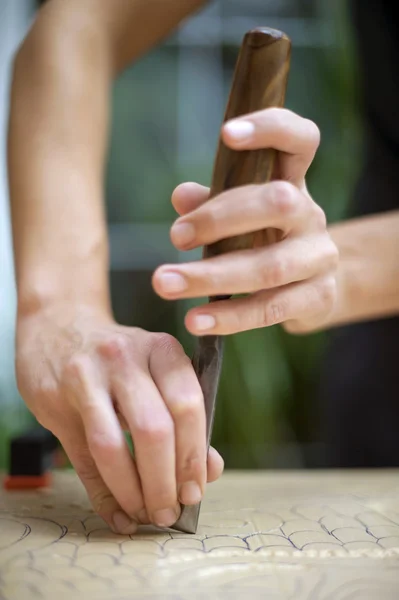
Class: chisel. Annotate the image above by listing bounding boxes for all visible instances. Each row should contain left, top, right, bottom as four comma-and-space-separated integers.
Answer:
172, 27, 291, 534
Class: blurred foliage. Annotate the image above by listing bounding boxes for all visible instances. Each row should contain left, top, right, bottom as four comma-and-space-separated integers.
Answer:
106, 48, 180, 223
106, 0, 361, 469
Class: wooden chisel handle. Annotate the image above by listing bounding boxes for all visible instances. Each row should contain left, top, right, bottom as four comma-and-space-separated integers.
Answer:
205, 28, 291, 266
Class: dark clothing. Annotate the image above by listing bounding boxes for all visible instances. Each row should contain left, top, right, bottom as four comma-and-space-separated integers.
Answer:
319, 0, 399, 467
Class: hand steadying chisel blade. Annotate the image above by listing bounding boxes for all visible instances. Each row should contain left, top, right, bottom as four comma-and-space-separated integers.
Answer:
172, 27, 291, 534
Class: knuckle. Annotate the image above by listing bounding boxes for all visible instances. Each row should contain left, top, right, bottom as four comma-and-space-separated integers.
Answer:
180, 452, 203, 480
304, 283, 319, 306
153, 332, 183, 357
312, 204, 327, 231
134, 417, 173, 445
172, 392, 203, 420
261, 300, 287, 327
318, 276, 337, 307
266, 106, 280, 119
265, 106, 292, 126
88, 430, 123, 461
151, 332, 193, 370
324, 238, 339, 269
145, 424, 173, 445
269, 181, 297, 215
305, 119, 321, 149
222, 308, 245, 334
62, 354, 90, 383
204, 268, 221, 291
97, 335, 131, 362
267, 106, 286, 129
261, 256, 288, 288
283, 319, 306, 335
204, 201, 224, 234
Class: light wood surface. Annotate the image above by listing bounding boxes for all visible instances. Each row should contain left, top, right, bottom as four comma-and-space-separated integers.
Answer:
1, 470, 399, 599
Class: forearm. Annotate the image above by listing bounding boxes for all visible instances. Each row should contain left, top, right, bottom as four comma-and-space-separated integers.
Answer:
8, 7, 112, 317
8, 0, 207, 318
327, 210, 399, 328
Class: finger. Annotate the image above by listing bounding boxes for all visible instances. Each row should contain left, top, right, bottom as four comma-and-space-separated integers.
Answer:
222, 107, 320, 186
149, 334, 207, 507
56, 422, 138, 535
63, 354, 145, 522
166, 182, 323, 253
153, 234, 338, 300
207, 447, 224, 483
108, 348, 179, 529
172, 182, 210, 216
183, 275, 337, 336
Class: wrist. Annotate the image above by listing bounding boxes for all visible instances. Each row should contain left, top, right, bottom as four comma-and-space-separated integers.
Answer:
16, 299, 114, 349
16, 275, 112, 322
310, 212, 399, 330
15, 228, 111, 320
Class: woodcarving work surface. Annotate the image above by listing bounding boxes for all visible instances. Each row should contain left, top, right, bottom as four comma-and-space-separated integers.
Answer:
1, 471, 399, 599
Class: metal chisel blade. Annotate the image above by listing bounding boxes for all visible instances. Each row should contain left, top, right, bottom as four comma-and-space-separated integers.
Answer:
171, 334, 224, 533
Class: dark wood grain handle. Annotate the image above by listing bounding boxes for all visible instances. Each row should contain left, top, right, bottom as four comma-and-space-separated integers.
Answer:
205, 28, 291, 262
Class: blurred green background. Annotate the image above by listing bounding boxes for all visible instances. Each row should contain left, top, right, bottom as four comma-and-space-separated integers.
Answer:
0, 0, 362, 469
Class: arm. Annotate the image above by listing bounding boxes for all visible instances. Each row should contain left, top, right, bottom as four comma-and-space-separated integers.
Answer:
8, 0, 206, 317
327, 210, 399, 327
8, 0, 224, 535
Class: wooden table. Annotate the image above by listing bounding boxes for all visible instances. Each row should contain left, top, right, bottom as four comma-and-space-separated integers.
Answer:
1, 470, 399, 599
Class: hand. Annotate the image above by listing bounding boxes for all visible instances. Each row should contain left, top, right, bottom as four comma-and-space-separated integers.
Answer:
16, 304, 224, 534
153, 108, 338, 334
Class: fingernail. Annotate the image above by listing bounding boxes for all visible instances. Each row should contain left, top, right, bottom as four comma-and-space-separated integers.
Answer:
113, 511, 138, 535
224, 120, 255, 142
153, 508, 178, 528
179, 481, 202, 505
171, 222, 196, 246
193, 314, 216, 332
138, 508, 150, 524
158, 272, 187, 294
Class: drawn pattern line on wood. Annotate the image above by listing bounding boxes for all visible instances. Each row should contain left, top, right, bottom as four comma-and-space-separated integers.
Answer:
0, 471, 399, 599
